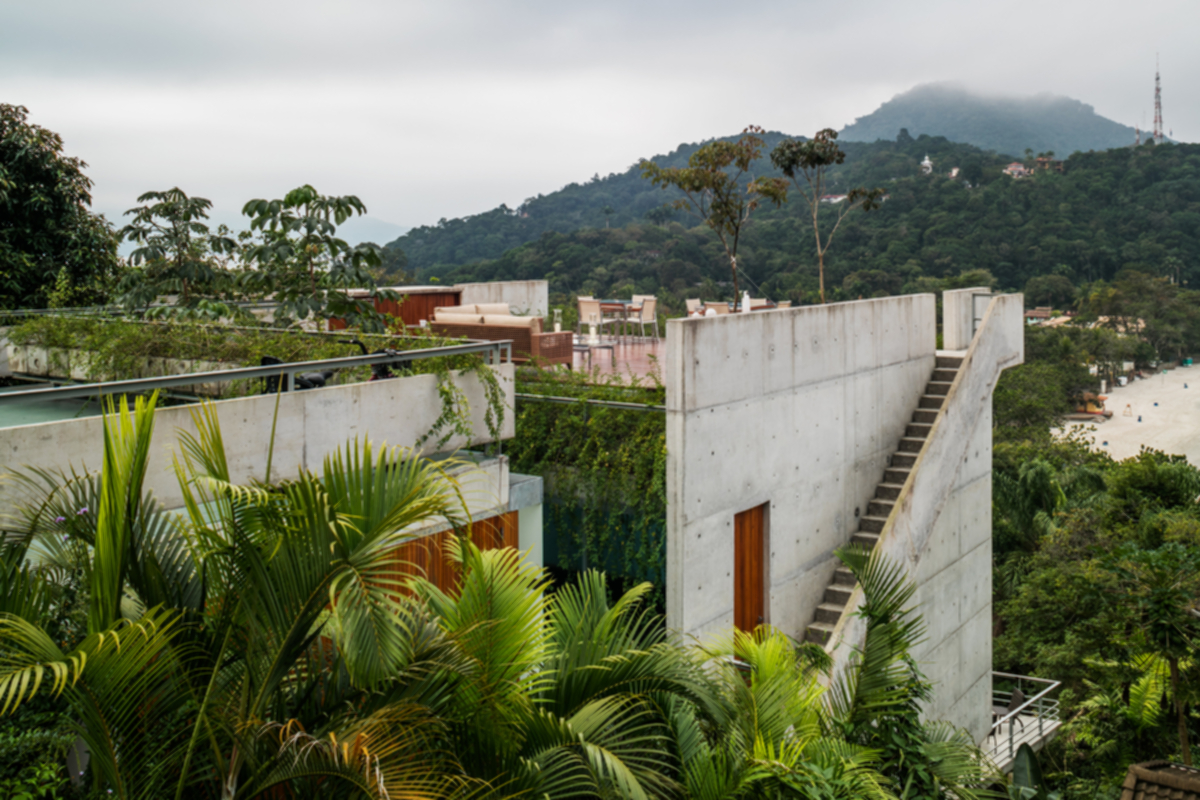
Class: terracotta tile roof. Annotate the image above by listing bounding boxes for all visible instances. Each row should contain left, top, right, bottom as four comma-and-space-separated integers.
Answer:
1121, 761, 1200, 800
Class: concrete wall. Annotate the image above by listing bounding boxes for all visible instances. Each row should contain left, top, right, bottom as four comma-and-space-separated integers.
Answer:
943, 286, 991, 351
664, 295, 937, 640
0, 365, 515, 517
823, 293, 1024, 742
457, 281, 549, 317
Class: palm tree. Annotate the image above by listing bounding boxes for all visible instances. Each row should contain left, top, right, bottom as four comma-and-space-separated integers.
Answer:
0, 395, 1002, 799
0, 396, 717, 799
1, 394, 472, 799
831, 545, 1003, 798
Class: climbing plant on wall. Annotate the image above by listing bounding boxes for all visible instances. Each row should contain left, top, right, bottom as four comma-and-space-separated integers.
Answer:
4, 315, 506, 449
508, 367, 667, 605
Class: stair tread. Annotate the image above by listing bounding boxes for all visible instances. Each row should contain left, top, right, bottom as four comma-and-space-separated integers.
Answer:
878, 482, 905, 489
899, 436, 926, 443
816, 601, 845, 612
807, 621, 836, 632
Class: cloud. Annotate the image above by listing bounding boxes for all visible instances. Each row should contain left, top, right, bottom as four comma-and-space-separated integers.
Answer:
5, 0, 1197, 240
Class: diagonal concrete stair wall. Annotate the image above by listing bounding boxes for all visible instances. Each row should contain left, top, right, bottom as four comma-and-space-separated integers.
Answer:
820, 293, 1024, 743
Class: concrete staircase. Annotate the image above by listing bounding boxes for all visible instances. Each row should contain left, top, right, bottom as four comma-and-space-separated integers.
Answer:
805, 354, 964, 646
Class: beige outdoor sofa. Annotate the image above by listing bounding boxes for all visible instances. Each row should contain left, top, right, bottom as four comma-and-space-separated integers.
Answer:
430, 303, 573, 367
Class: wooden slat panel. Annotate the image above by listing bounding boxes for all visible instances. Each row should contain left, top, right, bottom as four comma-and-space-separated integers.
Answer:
734, 504, 766, 633
383, 511, 520, 596
328, 290, 462, 331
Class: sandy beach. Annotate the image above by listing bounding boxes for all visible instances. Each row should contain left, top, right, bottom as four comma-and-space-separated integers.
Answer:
1064, 365, 1200, 464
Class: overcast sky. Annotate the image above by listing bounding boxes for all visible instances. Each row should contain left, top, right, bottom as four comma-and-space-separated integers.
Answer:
5, 0, 1196, 243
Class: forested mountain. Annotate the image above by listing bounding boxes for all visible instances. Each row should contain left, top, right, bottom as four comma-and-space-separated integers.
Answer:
431, 139, 1200, 311
840, 83, 1139, 157
388, 131, 1002, 273
385, 131, 791, 271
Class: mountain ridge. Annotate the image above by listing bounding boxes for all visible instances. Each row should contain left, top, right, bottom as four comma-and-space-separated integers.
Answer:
386, 84, 1147, 269
839, 82, 1139, 157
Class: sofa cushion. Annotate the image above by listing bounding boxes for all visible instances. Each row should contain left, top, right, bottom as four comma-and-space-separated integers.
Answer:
434, 305, 476, 315
434, 312, 484, 324
475, 303, 511, 315
480, 314, 538, 329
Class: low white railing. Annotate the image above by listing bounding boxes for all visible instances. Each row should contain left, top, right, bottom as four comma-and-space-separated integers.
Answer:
988, 671, 1062, 762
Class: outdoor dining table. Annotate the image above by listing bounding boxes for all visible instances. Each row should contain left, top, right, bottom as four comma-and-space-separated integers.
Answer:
598, 299, 640, 342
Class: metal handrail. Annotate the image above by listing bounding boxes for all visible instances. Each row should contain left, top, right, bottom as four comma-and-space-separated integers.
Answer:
0, 340, 512, 404
989, 671, 1062, 761
514, 392, 665, 412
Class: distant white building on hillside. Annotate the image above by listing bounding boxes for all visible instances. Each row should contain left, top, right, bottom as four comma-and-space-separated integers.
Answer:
921, 154, 933, 174
1003, 162, 1031, 178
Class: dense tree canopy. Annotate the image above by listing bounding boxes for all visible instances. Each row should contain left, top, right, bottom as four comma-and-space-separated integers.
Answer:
411, 136, 1200, 311
0, 104, 120, 308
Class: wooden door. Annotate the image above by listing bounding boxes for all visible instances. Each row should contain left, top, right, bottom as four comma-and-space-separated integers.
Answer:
734, 504, 767, 633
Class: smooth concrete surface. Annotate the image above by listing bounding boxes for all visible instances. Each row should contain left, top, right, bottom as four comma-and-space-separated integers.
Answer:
518, 503, 545, 568
0, 364, 515, 518
508, 473, 544, 511
457, 281, 549, 318
665, 295, 937, 641
823, 293, 1024, 743
943, 286, 991, 351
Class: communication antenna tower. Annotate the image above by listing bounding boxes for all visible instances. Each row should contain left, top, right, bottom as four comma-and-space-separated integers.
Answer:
1153, 55, 1164, 144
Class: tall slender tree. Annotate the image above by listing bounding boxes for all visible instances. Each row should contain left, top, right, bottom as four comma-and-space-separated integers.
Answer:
769, 129, 884, 304
640, 126, 787, 310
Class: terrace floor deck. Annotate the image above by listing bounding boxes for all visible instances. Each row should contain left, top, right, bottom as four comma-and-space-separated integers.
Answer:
983, 713, 1062, 773
571, 337, 665, 385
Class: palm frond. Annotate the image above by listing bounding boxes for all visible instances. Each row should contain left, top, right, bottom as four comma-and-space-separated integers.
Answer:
90, 392, 160, 633
245, 703, 450, 800
0, 608, 187, 800
918, 720, 1005, 798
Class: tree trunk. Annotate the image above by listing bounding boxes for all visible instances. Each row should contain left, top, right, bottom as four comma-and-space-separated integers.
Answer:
1171, 656, 1192, 765
817, 249, 826, 305
730, 254, 741, 311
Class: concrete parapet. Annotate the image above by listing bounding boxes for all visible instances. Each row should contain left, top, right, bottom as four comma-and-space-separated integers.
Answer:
0, 364, 514, 518
942, 286, 992, 351
457, 280, 549, 318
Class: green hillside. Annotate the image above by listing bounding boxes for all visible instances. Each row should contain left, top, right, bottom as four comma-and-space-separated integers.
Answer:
386, 131, 790, 272
432, 139, 1200, 311
840, 82, 1139, 157
388, 131, 999, 273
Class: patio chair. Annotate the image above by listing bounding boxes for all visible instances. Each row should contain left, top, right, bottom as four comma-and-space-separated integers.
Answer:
709, 303, 731, 315
578, 298, 602, 337
777, 300, 792, 308
686, 298, 704, 314
619, 296, 659, 340
750, 298, 770, 310
991, 688, 1026, 735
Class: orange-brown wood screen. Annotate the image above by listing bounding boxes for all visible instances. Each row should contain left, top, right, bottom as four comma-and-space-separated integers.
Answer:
328, 291, 463, 331
734, 504, 767, 632
387, 511, 519, 595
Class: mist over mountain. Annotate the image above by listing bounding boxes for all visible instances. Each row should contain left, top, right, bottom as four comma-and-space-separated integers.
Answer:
385, 83, 1151, 272
839, 83, 1139, 158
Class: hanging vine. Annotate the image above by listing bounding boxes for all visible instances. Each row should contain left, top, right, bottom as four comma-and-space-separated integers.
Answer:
507, 367, 666, 605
